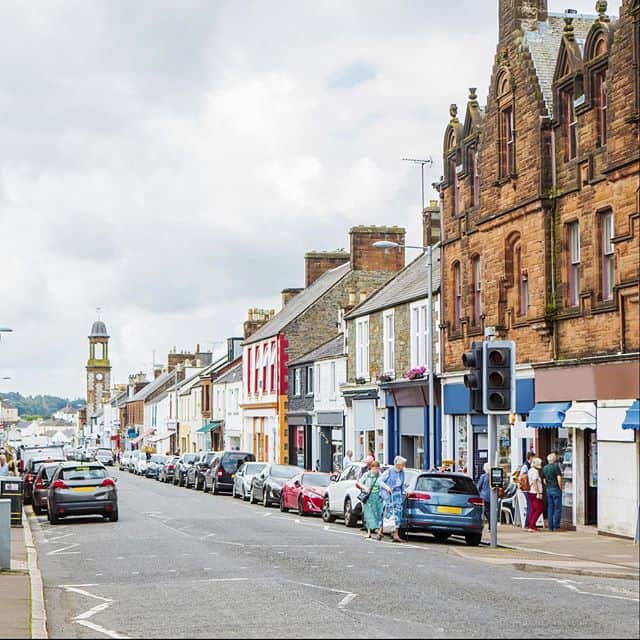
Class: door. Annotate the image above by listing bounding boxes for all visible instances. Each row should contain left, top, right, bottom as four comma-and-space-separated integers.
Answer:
319, 427, 332, 473
473, 432, 488, 481
584, 429, 598, 525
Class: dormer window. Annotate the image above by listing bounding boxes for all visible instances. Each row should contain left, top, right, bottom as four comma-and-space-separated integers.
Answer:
500, 106, 515, 176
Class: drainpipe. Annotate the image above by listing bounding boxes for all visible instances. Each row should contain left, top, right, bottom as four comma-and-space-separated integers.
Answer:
549, 127, 559, 361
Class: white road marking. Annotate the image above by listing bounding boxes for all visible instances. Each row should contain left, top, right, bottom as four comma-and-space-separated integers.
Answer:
263, 512, 271, 517
512, 577, 639, 603
75, 620, 130, 639
47, 543, 80, 556
207, 578, 249, 582
75, 602, 112, 620
61, 586, 110, 601
131, 572, 139, 575
338, 593, 357, 609
285, 579, 358, 611
44, 533, 74, 544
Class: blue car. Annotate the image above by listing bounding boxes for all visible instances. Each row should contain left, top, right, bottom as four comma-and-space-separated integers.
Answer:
400, 472, 484, 546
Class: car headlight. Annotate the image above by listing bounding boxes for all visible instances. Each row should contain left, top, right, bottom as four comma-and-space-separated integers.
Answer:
307, 492, 322, 500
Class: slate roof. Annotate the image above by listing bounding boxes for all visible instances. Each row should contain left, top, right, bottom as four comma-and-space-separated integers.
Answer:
244, 262, 351, 345
130, 370, 176, 402
214, 359, 243, 385
289, 334, 344, 367
524, 13, 598, 118
345, 247, 441, 319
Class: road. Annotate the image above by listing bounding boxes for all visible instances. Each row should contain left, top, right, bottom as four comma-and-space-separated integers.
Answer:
31, 469, 639, 639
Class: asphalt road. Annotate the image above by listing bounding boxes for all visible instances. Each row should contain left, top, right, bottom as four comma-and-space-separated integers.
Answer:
31, 469, 639, 639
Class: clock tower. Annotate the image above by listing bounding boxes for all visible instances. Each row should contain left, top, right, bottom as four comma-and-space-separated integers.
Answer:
86, 318, 111, 417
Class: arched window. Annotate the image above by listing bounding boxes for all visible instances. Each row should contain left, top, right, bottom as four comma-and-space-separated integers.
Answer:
505, 233, 528, 318
452, 261, 462, 331
495, 69, 515, 178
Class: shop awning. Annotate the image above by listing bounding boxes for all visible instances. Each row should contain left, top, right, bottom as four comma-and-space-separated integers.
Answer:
563, 401, 596, 430
526, 402, 571, 429
148, 433, 172, 443
622, 400, 640, 430
130, 428, 154, 444
196, 421, 222, 434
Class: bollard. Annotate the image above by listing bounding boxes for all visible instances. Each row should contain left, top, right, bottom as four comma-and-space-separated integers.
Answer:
0, 499, 11, 569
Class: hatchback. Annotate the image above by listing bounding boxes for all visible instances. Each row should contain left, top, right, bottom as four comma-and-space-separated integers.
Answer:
204, 451, 255, 494
32, 462, 62, 515
249, 463, 298, 507
158, 456, 179, 483
47, 462, 118, 524
400, 472, 484, 545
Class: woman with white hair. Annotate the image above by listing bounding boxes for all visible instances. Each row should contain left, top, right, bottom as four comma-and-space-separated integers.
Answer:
378, 456, 407, 542
526, 457, 544, 532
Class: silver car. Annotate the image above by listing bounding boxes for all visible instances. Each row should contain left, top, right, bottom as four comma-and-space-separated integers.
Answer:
47, 462, 118, 524
232, 461, 267, 500
95, 448, 114, 466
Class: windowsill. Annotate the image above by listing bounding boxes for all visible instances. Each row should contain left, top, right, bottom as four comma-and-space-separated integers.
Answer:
467, 325, 483, 337
494, 174, 516, 186
448, 329, 464, 340
592, 299, 617, 314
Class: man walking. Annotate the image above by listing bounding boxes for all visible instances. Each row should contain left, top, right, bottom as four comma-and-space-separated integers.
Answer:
543, 452, 563, 531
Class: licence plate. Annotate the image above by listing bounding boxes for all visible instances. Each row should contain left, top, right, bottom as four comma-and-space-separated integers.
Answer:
72, 487, 96, 493
437, 506, 462, 514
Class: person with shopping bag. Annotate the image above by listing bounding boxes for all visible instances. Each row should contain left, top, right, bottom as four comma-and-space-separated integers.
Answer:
378, 456, 408, 543
355, 460, 384, 539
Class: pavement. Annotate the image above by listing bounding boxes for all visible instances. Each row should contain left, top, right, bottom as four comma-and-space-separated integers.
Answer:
24, 468, 638, 639
449, 524, 640, 580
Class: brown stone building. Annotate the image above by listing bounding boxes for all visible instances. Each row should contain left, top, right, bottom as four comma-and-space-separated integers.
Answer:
437, 0, 639, 537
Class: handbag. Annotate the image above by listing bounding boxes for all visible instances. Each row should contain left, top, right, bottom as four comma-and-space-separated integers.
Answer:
357, 475, 377, 504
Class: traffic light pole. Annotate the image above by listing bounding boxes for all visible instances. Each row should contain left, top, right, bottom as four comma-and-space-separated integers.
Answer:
488, 412, 498, 548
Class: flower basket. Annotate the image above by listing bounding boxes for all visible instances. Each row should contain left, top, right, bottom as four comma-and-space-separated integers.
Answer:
378, 372, 394, 383
407, 366, 427, 380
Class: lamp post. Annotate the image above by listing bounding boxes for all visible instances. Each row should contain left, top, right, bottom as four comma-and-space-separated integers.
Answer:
373, 240, 436, 470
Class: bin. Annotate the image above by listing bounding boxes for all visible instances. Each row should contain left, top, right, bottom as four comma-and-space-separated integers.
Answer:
0, 477, 24, 526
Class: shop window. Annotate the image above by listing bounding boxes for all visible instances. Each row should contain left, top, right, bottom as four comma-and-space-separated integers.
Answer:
600, 210, 615, 300
567, 221, 581, 307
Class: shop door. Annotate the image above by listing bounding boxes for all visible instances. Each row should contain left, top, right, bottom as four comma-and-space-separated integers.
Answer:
319, 427, 332, 472
584, 429, 598, 525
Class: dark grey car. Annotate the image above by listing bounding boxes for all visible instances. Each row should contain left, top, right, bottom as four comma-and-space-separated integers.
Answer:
32, 462, 62, 515
47, 462, 118, 524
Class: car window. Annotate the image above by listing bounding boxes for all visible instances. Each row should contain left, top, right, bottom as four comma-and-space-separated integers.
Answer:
244, 463, 266, 475
183, 454, 198, 463
59, 466, 107, 481
301, 473, 330, 487
222, 453, 254, 473
271, 465, 298, 479
150, 455, 165, 463
346, 466, 360, 481
416, 475, 478, 495
42, 465, 59, 480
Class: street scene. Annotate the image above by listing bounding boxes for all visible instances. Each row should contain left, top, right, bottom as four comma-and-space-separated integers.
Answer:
0, 0, 639, 638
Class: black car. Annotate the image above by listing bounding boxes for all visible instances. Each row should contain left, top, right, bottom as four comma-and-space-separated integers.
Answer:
158, 455, 179, 483
204, 451, 256, 495
185, 451, 219, 490
173, 453, 200, 486
249, 463, 298, 507
145, 454, 168, 479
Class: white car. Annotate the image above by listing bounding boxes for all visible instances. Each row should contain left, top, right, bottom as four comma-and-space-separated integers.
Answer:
119, 450, 132, 471
133, 451, 148, 475
322, 463, 371, 527
232, 461, 267, 500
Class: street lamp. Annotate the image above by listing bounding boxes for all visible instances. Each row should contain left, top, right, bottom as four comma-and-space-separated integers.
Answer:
0, 328, 12, 342
373, 239, 436, 471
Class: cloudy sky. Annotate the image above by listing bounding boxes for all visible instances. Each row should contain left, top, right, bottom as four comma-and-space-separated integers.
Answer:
0, 0, 603, 398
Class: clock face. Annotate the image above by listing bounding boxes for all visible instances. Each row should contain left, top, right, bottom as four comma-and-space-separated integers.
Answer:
96, 373, 104, 381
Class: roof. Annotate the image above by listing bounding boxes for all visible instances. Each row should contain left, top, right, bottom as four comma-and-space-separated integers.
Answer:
346, 247, 441, 319
214, 360, 243, 385
524, 13, 597, 118
288, 334, 344, 366
130, 370, 176, 402
89, 320, 109, 337
244, 262, 351, 345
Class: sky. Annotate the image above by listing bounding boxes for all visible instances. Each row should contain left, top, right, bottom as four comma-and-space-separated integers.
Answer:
0, 0, 606, 398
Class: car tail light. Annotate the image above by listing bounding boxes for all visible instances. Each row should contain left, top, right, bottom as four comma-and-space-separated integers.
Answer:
52, 480, 68, 490
101, 478, 116, 487
26, 473, 35, 483
217, 469, 223, 478
407, 491, 431, 501
168, 464, 174, 470
35, 479, 46, 489
468, 497, 484, 505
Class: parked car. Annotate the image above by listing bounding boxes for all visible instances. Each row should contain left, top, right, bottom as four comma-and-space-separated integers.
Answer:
399, 472, 484, 546
145, 454, 168, 479
47, 462, 118, 524
232, 462, 267, 500
204, 451, 256, 494
173, 453, 200, 486
95, 448, 114, 466
280, 471, 331, 516
85, 447, 98, 462
158, 455, 179, 483
23, 455, 65, 505
185, 451, 218, 490
18, 444, 65, 474
133, 451, 148, 476
32, 462, 62, 515
249, 463, 299, 507
119, 450, 132, 471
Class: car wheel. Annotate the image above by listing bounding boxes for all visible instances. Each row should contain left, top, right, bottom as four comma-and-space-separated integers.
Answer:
279, 495, 288, 512
298, 496, 307, 517
243, 487, 249, 502
465, 533, 482, 547
322, 496, 336, 523
50, 511, 59, 525
249, 488, 257, 505
433, 532, 451, 543
344, 498, 358, 528
262, 488, 269, 508
33, 504, 42, 516
109, 509, 119, 522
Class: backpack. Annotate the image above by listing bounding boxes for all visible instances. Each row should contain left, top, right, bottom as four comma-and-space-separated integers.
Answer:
518, 469, 530, 492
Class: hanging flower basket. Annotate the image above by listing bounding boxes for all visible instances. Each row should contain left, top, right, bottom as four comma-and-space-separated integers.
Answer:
407, 366, 427, 380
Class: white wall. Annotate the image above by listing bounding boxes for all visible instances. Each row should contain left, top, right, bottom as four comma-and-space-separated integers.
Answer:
314, 356, 346, 412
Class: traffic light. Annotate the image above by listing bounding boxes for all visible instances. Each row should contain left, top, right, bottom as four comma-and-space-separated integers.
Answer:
483, 340, 516, 414
462, 342, 484, 413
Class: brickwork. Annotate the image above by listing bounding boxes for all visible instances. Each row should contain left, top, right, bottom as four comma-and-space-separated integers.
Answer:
349, 226, 405, 273
305, 251, 350, 287
281, 288, 303, 307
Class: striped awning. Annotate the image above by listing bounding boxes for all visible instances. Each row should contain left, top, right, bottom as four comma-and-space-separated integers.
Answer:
622, 400, 640, 431
526, 402, 571, 429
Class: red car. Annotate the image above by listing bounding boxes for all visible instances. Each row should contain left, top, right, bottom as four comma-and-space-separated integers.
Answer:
279, 471, 331, 516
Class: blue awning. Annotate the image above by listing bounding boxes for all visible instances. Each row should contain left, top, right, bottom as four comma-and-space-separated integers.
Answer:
526, 402, 571, 429
622, 400, 640, 430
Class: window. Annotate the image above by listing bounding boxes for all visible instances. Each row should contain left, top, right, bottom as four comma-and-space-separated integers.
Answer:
453, 162, 460, 216
452, 263, 462, 331
500, 106, 515, 176
471, 148, 480, 207
514, 245, 529, 317
563, 90, 578, 160
330, 361, 337, 398
254, 346, 260, 394
261, 344, 269, 392
246, 348, 253, 395
305, 366, 314, 395
595, 71, 607, 147
355, 317, 370, 378
269, 341, 277, 392
314, 364, 320, 397
601, 211, 614, 300
567, 222, 580, 307
383, 310, 395, 374
472, 256, 482, 326
410, 301, 428, 368
293, 369, 301, 396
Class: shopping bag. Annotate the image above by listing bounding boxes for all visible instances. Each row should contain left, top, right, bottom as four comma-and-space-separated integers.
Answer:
382, 504, 395, 534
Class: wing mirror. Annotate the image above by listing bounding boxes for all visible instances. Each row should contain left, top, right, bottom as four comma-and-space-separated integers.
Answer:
294, 480, 301, 487
329, 473, 338, 482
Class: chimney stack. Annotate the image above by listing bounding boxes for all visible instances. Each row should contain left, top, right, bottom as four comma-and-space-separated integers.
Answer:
304, 251, 350, 287
243, 308, 275, 339
349, 225, 405, 273
281, 288, 303, 307
423, 200, 441, 248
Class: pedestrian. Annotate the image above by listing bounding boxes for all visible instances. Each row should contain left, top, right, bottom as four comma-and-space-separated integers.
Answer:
526, 457, 544, 532
360, 455, 375, 530
0, 455, 8, 477
543, 452, 563, 531
518, 450, 536, 527
378, 456, 407, 543
342, 450, 353, 469
355, 460, 384, 539
367, 449, 376, 461
476, 462, 491, 530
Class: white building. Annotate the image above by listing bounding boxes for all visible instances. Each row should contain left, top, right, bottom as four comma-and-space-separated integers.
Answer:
211, 358, 243, 451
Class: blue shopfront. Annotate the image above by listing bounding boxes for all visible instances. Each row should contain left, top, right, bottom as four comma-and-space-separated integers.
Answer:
382, 379, 441, 470
442, 378, 535, 480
